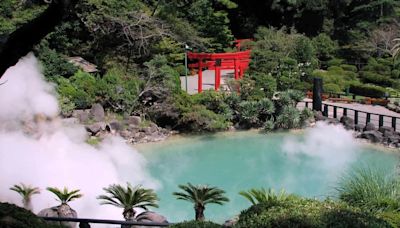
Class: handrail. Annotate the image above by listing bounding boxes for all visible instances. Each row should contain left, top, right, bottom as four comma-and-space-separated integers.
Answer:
40, 217, 171, 227
301, 101, 400, 131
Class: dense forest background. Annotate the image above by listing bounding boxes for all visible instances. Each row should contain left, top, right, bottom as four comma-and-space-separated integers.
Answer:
1, 0, 400, 132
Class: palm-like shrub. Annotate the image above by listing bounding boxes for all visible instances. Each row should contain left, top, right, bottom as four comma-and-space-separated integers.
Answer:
38, 187, 82, 227
173, 183, 229, 221
275, 106, 301, 129
392, 38, 400, 59
46, 187, 82, 204
337, 166, 400, 212
97, 183, 159, 221
239, 188, 296, 206
10, 183, 40, 211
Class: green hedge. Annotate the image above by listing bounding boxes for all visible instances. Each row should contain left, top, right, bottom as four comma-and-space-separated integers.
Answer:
234, 198, 391, 227
0, 203, 62, 228
170, 220, 221, 228
349, 84, 386, 98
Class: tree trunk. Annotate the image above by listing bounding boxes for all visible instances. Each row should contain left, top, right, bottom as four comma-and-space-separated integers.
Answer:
195, 205, 205, 221
0, 0, 78, 78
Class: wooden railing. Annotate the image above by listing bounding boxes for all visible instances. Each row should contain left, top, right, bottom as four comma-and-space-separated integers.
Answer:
302, 101, 400, 132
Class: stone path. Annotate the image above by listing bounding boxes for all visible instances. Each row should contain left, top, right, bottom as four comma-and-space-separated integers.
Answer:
180, 69, 235, 94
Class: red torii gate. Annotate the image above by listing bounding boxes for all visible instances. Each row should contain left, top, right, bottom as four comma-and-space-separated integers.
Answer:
187, 50, 251, 93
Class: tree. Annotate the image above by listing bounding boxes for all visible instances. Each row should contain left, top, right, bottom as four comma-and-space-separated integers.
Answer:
97, 183, 159, 221
173, 183, 229, 221
0, 0, 78, 77
10, 183, 40, 211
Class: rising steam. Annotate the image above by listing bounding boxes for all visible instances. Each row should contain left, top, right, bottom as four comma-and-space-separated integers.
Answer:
282, 122, 359, 171
0, 54, 160, 220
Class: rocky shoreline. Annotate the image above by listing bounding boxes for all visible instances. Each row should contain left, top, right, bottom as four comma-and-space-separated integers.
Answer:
314, 111, 400, 149
62, 103, 176, 145
60, 104, 400, 149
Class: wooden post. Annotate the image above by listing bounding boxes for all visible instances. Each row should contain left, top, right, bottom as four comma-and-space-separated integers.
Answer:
366, 113, 371, 124
198, 59, 203, 93
379, 115, 384, 127
354, 110, 358, 124
392, 117, 396, 131
333, 106, 337, 118
234, 58, 239, 80
343, 108, 347, 116
313, 78, 323, 112
323, 105, 328, 117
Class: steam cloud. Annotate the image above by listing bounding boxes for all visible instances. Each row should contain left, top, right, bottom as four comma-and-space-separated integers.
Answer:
282, 122, 359, 170
0, 54, 160, 220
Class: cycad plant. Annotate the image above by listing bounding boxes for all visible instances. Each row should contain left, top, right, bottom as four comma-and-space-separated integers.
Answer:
173, 183, 229, 221
239, 188, 295, 206
97, 183, 159, 221
391, 38, 400, 59
46, 187, 83, 205
10, 183, 40, 211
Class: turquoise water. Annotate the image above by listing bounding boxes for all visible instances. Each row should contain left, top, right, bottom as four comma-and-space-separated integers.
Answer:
136, 130, 399, 223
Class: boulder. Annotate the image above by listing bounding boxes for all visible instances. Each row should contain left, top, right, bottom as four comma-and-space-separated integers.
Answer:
364, 122, 376, 131
378, 126, 394, 135
136, 211, 168, 223
72, 110, 89, 123
360, 130, 383, 143
325, 118, 340, 125
109, 121, 123, 132
38, 204, 77, 228
61, 118, 79, 125
355, 124, 365, 132
126, 116, 141, 126
223, 216, 239, 227
85, 122, 105, 135
314, 111, 327, 121
90, 103, 105, 122
340, 116, 355, 130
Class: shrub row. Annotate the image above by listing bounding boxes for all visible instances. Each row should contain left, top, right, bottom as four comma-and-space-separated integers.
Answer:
349, 83, 387, 98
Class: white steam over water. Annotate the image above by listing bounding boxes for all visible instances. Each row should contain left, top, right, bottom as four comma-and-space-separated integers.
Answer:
282, 122, 359, 170
0, 54, 159, 220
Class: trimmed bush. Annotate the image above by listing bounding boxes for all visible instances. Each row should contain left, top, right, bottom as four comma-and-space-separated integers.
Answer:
0, 203, 62, 228
349, 83, 386, 98
170, 220, 221, 228
234, 198, 391, 228
179, 105, 229, 132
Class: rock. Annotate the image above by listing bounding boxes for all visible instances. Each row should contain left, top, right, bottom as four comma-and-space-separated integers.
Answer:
361, 130, 383, 143
126, 116, 141, 126
38, 205, 77, 228
364, 122, 376, 131
90, 103, 105, 122
136, 211, 168, 223
72, 110, 89, 123
85, 122, 105, 135
378, 126, 394, 135
355, 124, 365, 132
61, 118, 79, 125
314, 111, 327, 121
120, 130, 133, 139
340, 116, 355, 130
108, 121, 123, 132
223, 216, 239, 227
143, 127, 156, 135
325, 118, 340, 125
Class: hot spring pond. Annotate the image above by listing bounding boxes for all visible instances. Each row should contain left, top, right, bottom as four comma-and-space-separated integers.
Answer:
135, 129, 399, 223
